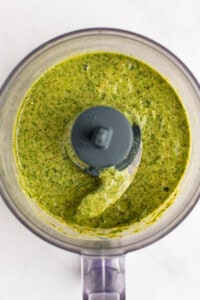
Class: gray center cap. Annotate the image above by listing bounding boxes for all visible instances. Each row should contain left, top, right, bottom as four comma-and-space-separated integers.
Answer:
71, 106, 134, 168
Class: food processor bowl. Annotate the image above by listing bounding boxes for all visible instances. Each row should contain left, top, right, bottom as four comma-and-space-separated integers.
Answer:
0, 28, 200, 300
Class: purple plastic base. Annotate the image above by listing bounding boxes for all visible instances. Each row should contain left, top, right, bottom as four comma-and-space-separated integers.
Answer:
82, 255, 125, 300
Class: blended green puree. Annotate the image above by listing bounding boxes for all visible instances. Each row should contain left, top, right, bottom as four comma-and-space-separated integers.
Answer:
13, 52, 190, 234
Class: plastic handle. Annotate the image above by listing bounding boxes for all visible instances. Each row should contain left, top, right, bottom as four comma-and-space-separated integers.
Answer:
82, 255, 125, 300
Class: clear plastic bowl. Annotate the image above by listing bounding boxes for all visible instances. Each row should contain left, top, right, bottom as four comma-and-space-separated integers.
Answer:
0, 28, 199, 299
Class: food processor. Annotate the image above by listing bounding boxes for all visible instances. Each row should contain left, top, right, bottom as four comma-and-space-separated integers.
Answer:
0, 28, 200, 300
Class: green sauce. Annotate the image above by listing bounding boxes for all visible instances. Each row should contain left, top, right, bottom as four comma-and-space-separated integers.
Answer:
13, 52, 190, 236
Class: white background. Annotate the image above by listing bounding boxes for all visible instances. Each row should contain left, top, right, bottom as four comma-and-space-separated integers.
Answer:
0, 0, 200, 299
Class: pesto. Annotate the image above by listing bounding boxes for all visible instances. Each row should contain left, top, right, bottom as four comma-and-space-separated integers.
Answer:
13, 52, 190, 235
